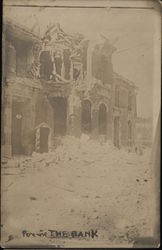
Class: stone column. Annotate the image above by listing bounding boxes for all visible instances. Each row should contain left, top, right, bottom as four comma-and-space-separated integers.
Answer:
22, 89, 39, 155
29, 90, 39, 153
2, 93, 12, 157
6, 42, 16, 79
67, 92, 81, 137
106, 99, 112, 141
30, 90, 38, 128
91, 106, 98, 139
70, 106, 81, 137
132, 118, 136, 146
112, 115, 121, 148
87, 40, 93, 87
119, 117, 122, 148
2, 30, 6, 81
70, 60, 73, 81
61, 62, 65, 79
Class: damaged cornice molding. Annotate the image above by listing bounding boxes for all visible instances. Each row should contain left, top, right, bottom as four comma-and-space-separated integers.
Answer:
3, 0, 160, 9
3, 0, 110, 8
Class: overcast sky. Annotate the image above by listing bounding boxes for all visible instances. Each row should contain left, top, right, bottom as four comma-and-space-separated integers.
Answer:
4, 6, 160, 118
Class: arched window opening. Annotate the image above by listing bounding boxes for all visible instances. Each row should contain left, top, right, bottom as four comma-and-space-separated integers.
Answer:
40, 51, 53, 80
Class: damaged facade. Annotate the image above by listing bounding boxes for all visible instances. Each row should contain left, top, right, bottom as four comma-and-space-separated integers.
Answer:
136, 117, 152, 147
1, 20, 137, 157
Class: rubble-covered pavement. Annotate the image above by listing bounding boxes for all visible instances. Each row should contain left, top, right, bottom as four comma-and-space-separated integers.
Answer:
1, 136, 154, 247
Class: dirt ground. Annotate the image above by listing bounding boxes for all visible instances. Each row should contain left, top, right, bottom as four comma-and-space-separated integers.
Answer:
1, 136, 154, 247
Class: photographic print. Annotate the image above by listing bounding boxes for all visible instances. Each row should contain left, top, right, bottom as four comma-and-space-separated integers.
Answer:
1, 0, 161, 248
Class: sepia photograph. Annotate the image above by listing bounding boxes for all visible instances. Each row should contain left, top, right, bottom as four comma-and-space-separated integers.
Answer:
1, 0, 161, 248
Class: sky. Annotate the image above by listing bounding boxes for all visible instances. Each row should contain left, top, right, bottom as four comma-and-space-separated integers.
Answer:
4, 5, 161, 118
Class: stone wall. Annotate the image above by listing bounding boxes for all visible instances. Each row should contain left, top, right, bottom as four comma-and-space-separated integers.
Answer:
111, 76, 137, 148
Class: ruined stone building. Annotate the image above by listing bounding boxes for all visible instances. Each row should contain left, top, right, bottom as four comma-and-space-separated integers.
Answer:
136, 117, 152, 147
1, 20, 137, 157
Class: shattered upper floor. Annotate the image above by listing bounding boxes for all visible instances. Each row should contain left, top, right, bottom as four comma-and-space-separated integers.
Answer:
3, 20, 116, 83
3, 19, 137, 110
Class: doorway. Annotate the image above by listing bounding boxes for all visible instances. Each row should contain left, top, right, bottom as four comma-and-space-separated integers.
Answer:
52, 97, 67, 135
40, 127, 49, 153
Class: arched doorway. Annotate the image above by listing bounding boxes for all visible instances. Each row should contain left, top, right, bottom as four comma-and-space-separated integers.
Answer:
35, 123, 50, 153
40, 127, 49, 153
51, 97, 67, 136
81, 100, 92, 134
35, 96, 48, 126
98, 103, 107, 134
114, 117, 120, 148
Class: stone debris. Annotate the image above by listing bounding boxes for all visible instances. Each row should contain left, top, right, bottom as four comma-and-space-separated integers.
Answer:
2, 136, 153, 246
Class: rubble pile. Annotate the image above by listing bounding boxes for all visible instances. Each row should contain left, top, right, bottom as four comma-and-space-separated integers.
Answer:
3, 135, 151, 176
2, 135, 153, 246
